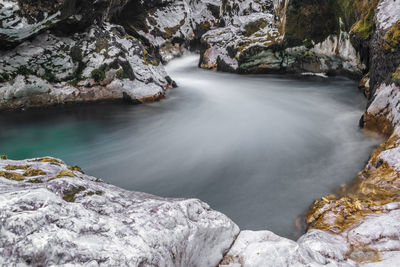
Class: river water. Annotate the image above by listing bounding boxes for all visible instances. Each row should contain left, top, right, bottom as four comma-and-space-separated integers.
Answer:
0, 55, 379, 239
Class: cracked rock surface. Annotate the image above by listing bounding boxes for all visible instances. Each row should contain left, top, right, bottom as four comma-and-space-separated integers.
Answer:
0, 157, 239, 266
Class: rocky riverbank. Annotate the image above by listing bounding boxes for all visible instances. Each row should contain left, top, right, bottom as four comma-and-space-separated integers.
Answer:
1, 155, 400, 266
0, 156, 239, 266
1, 0, 400, 266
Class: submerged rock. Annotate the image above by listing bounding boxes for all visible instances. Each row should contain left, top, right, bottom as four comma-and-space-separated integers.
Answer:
0, 157, 239, 266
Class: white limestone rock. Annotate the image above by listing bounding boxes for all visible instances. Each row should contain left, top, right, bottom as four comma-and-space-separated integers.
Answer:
132, 0, 222, 62
0, 23, 172, 110
0, 157, 239, 266
365, 83, 400, 130
376, 0, 400, 30
0, 0, 61, 46
221, 210, 400, 267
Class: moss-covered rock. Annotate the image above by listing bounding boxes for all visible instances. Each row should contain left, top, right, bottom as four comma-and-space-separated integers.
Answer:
243, 19, 268, 37
55, 170, 76, 179
91, 68, 106, 82
24, 168, 47, 177
285, 0, 348, 46
34, 157, 62, 164
4, 165, 30, 171
0, 171, 25, 181
62, 186, 86, 202
392, 65, 400, 82
382, 20, 400, 50
68, 165, 84, 173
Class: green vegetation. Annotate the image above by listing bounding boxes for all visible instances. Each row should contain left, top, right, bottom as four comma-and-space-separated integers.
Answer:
383, 20, 400, 50
244, 19, 267, 37
70, 46, 83, 62
16, 65, 34, 76
163, 25, 180, 39
62, 186, 86, 202
34, 157, 62, 164
91, 68, 106, 82
4, 165, 29, 170
68, 165, 84, 173
42, 68, 58, 83
0, 72, 10, 83
351, 8, 375, 39
55, 170, 76, 178
24, 168, 46, 177
0, 155, 8, 160
392, 65, 400, 81
27, 178, 44, 184
349, 0, 379, 40
86, 190, 103, 196
94, 38, 109, 54
0, 171, 25, 181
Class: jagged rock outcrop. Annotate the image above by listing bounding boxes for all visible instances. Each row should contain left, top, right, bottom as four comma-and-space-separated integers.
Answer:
199, 0, 365, 76
0, 0, 130, 48
0, 156, 239, 266
0, 0, 180, 110
0, 0, 227, 110
0, 23, 173, 110
302, 1, 400, 265
114, 0, 222, 62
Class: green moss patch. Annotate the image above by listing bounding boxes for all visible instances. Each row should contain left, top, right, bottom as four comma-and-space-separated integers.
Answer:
62, 186, 86, 202
0, 72, 11, 83
24, 168, 46, 177
383, 20, 400, 50
392, 65, 400, 81
27, 178, 44, 184
94, 38, 109, 54
68, 165, 84, 173
244, 19, 268, 37
91, 68, 106, 82
0, 171, 25, 181
55, 170, 76, 178
16, 65, 34, 76
34, 157, 62, 164
4, 165, 29, 170
351, 7, 375, 39
86, 190, 103, 196
349, 0, 379, 40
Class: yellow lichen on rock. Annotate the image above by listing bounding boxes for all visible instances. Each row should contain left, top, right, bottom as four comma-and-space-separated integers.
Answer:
382, 20, 400, 50
34, 157, 63, 164
0, 171, 25, 181
68, 165, 84, 173
392, 65, 400, 81
4, 165, 30, 170
306, 134, 400, 233
23, 168, 46, 177
55, 170, 76, 178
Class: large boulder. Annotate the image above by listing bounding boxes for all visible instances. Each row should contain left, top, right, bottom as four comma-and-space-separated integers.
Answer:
0, 156, 239, 266
221, 210, 400, 266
